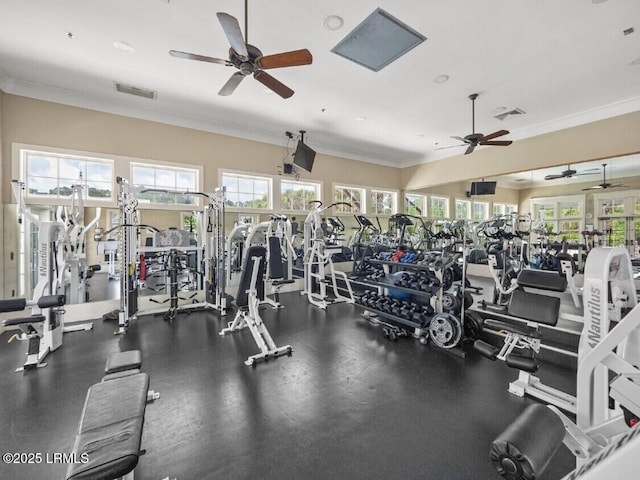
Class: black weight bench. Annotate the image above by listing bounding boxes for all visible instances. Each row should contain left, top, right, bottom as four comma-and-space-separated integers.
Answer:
66, 351, 165, 480
66, 373, 149, 480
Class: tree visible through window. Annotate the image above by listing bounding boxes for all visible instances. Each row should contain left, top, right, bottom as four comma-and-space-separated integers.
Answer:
334, 186, 364, 213
281, 181, 320, 211
222, 173, 270, 209
430, 197, 448, 218
405, 194, 425, 216
371, 190, 396, 214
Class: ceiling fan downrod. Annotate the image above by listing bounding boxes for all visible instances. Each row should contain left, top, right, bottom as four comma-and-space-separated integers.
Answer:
469, 93, 478, 134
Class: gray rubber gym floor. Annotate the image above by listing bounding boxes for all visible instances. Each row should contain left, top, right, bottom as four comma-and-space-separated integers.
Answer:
0, 292, 575, 479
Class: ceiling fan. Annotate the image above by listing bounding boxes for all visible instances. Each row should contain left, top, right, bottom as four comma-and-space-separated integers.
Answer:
582, 163, 627, 190
440, 93, 513, 155
169, 0, 312, 98
544, 164, 599, 181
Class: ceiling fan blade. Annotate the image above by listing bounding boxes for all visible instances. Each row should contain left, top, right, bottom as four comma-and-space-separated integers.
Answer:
216, 12, 249, 59
464, 144, 476, 155
169, 50, 231, 65
480, 140, 513, 146
435, 144, 466, 151
451, 136, 471, 144
256, 49, 313, 69
218, 72, 246, 96
573, 171, 599, 176
254, 71, 294, 99
544, 174, 565, 180
582, 184, 605, 191
480, 130, 510, 142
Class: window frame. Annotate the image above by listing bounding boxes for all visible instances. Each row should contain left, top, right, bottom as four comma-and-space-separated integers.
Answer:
280, 179, 322, 213
131, 161, 201, 209
333, 184, 367, 214
430, 196, 449, 219
220, 171, 273, 212
20, 147, 115, 204
370, 189, 398, 215
404, 193, 426, 217
455, 198, 471, 220
472, 201, 490, 221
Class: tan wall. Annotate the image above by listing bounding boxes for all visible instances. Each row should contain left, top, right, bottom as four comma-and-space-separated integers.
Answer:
401, 110, 640, 191
1, 94, 401, 205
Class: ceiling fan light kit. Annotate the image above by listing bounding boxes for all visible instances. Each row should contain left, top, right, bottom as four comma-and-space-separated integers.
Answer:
169, 2, 312, 98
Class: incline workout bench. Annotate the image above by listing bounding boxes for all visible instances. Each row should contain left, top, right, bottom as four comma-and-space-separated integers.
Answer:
220, 245, 293, 366
66, 350, 169, 480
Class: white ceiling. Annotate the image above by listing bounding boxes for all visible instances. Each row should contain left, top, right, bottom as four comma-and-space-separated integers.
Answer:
1, 0, 640, 168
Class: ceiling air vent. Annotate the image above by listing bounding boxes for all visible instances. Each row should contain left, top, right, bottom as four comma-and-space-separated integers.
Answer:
114, 82, 157, 100
331, 8, 426, 72
494, 108, 525, 121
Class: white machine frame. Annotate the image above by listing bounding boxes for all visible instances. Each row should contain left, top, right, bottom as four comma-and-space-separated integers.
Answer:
301, 201, 355, 309
219, 252, 293, 366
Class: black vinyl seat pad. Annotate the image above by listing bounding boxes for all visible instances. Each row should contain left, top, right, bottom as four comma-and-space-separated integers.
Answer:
66, 373, 149, 480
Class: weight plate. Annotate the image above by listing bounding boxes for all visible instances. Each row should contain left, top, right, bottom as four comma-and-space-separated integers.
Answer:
428, 312, 462, 349
442, 292, 461, 312
463, 310, 484, 340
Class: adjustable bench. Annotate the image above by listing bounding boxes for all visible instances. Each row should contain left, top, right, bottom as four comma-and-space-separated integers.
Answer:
66, 351, 165, 480
66, 373, 149, 480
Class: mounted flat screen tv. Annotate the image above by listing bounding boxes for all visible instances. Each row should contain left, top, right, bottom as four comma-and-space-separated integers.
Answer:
470, 181, 497, 195
293, 140, 316, 172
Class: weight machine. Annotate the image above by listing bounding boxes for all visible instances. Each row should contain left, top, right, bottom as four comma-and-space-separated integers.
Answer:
301, 201, 355, 309
106, 179, 228, 333
1, 180, 92, 371
490, 247, 640, 479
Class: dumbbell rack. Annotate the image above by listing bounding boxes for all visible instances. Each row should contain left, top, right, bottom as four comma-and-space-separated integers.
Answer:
355, 258, 466, 358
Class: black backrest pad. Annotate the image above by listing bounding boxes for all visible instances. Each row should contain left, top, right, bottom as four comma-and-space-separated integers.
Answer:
268, 236, 285, 280
0, 298, 27, 313
66, 373, 149, 480
236, 246, 267, 307
517, 269, 567, 292
508, 289, 560, 326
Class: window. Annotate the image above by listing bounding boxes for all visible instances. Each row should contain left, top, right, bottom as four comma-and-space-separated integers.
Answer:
430, 196, 448, 218
493, 203, 505, 216
505, 204, 518, 214
334, 185, 365, 213
559, 201, 581, 218
534, 203, 555, 220
530, 195, 585, 244
473, 201, 489, 221
455, 199, 471, 220
281, 180, 320, 211
222, 173, 271, 209
559, 220, 581, 242
23, 149, 113, 200
405, 194, 425, 216
371, 189, 397, 215
133, 163, 199, 205
600, 198, 625, 216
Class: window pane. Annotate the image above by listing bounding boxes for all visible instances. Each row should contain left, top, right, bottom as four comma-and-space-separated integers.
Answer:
87, 162, 113, 182
254, 180, 269, 195
176, 171, 196, 189
600, 198, 625, 216
155, 170, 175, 189
59, 158, 85, 181
87, 181, 113, 199
222, 175, 237, 190
27, 176, 58, 196
559, 201, 580, 218
132, 166, 155, 187
455, 200, 470, 219
238, 178, 254, 194
27, 155, 57, 177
